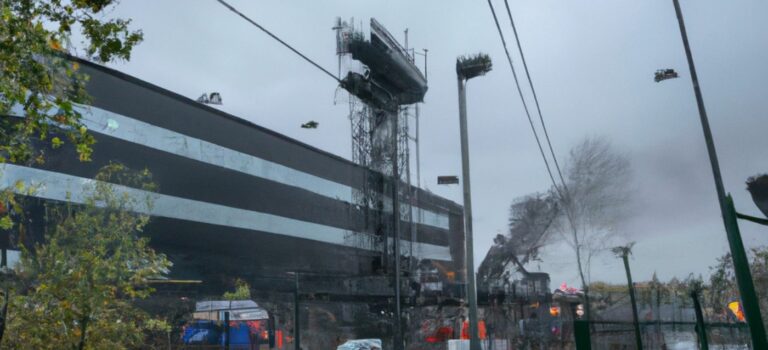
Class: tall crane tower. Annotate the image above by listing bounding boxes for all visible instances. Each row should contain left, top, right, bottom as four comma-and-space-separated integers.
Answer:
333, 18, 426, 268
333, 18, 428, 350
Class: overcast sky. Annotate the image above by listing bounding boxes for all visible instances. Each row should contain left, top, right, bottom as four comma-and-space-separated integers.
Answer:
100, 0, 768, 286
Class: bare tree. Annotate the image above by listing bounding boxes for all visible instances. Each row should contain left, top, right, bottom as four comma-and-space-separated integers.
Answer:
507, 193, 559, 266
554, 137, 631, 317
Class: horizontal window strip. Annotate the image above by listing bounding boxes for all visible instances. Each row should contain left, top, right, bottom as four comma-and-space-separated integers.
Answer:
1, 164, 452, 261
76, 105, 354, 202
38, 131, 370, 234
26, 103, 451, 231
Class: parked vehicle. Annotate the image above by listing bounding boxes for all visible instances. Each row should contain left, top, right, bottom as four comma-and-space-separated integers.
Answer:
337, 339, 382, 350
182, 300, 274, 348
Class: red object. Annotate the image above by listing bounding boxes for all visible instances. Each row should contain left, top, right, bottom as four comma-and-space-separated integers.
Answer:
558, 282, 581, 294
244, 320, 269, 340
425, 336, 440, 343
461, 320, 487, 340
426, 326, 454, 343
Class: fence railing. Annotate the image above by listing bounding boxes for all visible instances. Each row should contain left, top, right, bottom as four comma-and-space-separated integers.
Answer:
573, 320, 750, 350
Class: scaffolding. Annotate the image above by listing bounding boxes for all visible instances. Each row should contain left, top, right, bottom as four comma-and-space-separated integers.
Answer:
335, 17, 425, 274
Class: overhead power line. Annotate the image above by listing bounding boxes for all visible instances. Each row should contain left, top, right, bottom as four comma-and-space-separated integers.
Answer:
213, 0, 340, 83
503, 0, 569, 193
484, 0, 562, 197
488, 2, 582, 282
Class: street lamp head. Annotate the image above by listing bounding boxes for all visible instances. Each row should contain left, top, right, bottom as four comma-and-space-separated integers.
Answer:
654, 68, 679, 83
437, 175, 459, 185
611, 242, 635, 258
196, 92, 223, 105
747, 174, 768, 218
457, 53, 492, 80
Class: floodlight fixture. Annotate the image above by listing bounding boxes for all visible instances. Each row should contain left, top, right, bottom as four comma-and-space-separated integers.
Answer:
300, 121, 319, 129
196, 92, 223, 105
457, 53, 492, 80
654, 68, 679, 82
208, 92, 222, 105
437, 175, 459, 185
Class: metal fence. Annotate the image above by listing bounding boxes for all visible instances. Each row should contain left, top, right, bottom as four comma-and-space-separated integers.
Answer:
585, 321, 750, 349
484, 320, 750, 349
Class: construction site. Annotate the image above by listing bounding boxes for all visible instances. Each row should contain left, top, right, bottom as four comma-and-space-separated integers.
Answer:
2, 1, 768, 349
2, 15, 477, 350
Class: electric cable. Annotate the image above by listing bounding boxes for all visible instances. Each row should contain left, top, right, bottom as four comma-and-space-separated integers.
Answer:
488, 2, 590, 301
485, 0, 563, 198
503, 0, 569, 193
487, 0, 583, 255
213, 0, 341, 83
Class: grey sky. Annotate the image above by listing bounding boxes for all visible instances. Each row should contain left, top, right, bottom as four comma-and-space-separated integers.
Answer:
102, 0, 768, 286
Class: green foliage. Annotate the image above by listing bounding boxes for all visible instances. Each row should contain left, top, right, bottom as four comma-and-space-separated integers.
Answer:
710, 247, 768, 327
0, 178, 38, 233
0, 216, 11, 230
2, 163, 170, 349
0, 0, 143, 164
589, 281, 629, 294
709, 253, 736, 314
223, 279, 252, 301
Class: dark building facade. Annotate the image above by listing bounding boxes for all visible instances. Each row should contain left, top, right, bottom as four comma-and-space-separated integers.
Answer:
2, 59, 465, 299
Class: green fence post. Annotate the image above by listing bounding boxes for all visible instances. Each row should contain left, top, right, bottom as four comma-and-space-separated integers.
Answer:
724, 194, 768, 348
671, 0, 768, 345
691, 289, 709, 350
574, 319, 591, 350
620, 250, 643, 350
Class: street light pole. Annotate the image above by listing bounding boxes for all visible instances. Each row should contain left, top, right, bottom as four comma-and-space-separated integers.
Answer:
616, 247, 642, 350
671, 0, 726, 214
293, 272, 300, 350
456, 54, 492, 350
457, 77, 480, 350
671, 1, 768, 347
691, 288, 709, 350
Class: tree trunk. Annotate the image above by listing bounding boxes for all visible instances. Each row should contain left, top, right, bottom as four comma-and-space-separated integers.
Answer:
622, 253, 643, 350
0, 285, 9, 344
77, 316, 89, 350
573, 234, 592, 323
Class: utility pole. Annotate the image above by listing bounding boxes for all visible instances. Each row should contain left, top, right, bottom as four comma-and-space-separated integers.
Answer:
615, 247, 642, 350
456, 54, 492, 350
415, 104, 421, 190
224, 311, 231, 350
391, 106, 404, 350
293, 272, 300, 350
671, 1, 768, 347
457, 76, 480, 350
